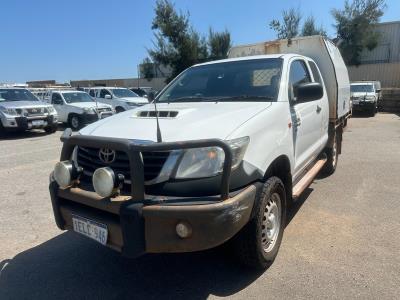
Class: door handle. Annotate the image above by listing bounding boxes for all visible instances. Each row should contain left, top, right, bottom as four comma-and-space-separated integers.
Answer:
316, 105, 322, 113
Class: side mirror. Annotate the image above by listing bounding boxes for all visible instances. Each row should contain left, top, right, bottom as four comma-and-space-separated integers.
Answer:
104, 94, 112, 99
295, 82, 323, 103
147, 92, 155, 102
376, 89, 381, 93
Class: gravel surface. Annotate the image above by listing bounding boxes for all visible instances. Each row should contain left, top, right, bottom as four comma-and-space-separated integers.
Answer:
0, 113, 399, 299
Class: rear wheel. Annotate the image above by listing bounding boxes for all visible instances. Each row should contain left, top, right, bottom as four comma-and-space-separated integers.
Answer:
232, 177, 286, 269
322, 132, 338, 175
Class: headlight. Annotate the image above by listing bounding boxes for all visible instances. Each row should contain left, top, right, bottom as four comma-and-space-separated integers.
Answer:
92, 167, 124, 197
174, 136, 249, 179
47, 106, 55, 113
54, 161, 74, 188
53, 160, 82, 188
83, 107, 95, 113
365, 96, 376, 101
0, 106, 18, 116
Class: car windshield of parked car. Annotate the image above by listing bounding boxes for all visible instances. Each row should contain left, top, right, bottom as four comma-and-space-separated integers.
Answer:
0, 89, 38, 102
351, 85, 374, 93
111, 89, 139, 98
158, 58, 283, 103
62, 92, 94, 103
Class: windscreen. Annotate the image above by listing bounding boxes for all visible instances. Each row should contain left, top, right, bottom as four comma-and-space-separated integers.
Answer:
62, 92, 94, 103
158, 58, 283, 103
0, 89, 38, 102
111, 88, 139, 98
351, 85, 374, 93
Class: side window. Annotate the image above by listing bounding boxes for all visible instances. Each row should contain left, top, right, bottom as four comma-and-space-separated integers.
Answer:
51, 93, 63, 104
89, 89, 96, 97
309, 61, 322, 84
99, 89, 111, 98
288, 60, 311, 102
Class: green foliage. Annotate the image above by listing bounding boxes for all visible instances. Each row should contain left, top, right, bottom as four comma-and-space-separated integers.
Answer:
331, 0, 386, 65
301, 16, 327, 37
140, 57, 155, 81
208, 29, 232, 60
270, 8, 302, 39
148, 0, 231, 82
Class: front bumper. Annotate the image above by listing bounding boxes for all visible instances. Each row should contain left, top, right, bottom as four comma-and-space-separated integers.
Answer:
352, 100, 376, 110
49, 131, 257, 257
1, 115, 57, 130
49, 180, 256, 257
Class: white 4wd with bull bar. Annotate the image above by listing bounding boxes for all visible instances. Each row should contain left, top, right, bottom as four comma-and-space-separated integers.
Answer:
49, 36, 350, 269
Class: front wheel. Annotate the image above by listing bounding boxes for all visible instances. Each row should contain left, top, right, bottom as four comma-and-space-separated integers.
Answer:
232, 176, 286, 269
115, 107, 125, 113
68, 115, 81, 131
44, 124, 57, 133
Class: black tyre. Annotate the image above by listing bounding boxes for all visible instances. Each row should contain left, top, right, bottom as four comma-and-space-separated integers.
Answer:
322, 132, 338, 176
0, 122, 6, 137
232, 176, 286, 269
44, 125, 57, 133
115, 107, 125, 113
68, 114, 81, 130
370, 105, 376, 117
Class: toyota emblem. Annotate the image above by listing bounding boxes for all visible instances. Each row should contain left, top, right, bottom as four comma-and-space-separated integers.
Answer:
98, 148, 116, 164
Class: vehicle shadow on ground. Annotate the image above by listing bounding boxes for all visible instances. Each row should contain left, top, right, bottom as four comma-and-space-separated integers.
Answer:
0, 232, 263, 299
0, 130, 52, 141
350, 111, 375, 118
0, 191, 313, 300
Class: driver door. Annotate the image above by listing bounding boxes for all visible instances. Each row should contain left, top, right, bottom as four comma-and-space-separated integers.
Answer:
51, 93, 67, 122
289, 59, 324, 177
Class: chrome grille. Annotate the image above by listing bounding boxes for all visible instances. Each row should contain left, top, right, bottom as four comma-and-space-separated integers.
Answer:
25, 107, 47, 116
76, 146, 171, 184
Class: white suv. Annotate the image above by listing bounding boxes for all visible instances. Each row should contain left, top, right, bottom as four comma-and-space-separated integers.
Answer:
49, 90, 114, 130
89, 87, 148, 113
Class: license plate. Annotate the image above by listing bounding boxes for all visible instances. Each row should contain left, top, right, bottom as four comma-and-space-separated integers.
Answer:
32, 120, 45, 126
72, 215, 108, 245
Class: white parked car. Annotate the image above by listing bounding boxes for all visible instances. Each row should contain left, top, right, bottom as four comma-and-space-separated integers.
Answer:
88, 87, 148, 113
48, 90, 114, 130
0, 88, 58, 134
350, 81, 380, 116
49, 36, 350, 269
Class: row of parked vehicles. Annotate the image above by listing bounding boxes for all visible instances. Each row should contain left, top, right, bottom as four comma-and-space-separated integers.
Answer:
0, 86, 151, 134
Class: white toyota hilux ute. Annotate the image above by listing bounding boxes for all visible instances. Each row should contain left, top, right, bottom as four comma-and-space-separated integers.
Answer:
88, 87, 148, 113
49, 36, 350, 269
48, 90, 114, 130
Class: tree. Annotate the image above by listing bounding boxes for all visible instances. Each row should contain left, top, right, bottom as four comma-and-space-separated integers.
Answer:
270, 8, 301, 39
208, 29, 232, 60
331, 0, 386, 65
301, 16, 327, 36
140, 57, 155, 81
148, 0, 231, 82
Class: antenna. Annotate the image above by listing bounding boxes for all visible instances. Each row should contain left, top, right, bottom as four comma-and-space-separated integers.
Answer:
153, 95, 162, 143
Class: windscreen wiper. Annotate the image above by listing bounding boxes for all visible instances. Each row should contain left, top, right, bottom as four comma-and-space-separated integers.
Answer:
208, 95, 276, 102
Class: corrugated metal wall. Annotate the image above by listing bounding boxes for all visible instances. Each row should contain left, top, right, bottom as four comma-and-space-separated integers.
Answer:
360, 22, 400, 64
348, 63, 400, 88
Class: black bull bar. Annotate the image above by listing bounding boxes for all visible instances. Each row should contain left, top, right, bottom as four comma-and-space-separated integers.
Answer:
60, 129, 234, 200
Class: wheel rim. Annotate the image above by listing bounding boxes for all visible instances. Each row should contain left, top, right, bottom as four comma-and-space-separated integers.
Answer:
261, 192, 281, 253
332, 138, 337, 167
71, 116, 79, 129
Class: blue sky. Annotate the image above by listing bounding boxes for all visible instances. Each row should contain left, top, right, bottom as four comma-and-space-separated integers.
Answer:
1, 0, 399, 83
